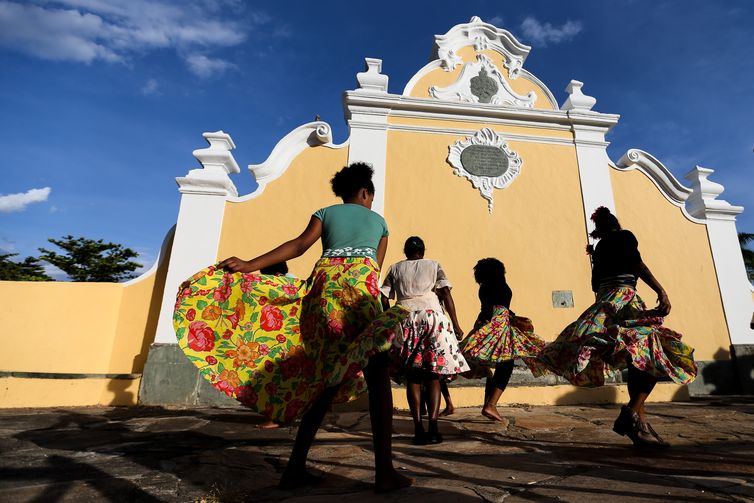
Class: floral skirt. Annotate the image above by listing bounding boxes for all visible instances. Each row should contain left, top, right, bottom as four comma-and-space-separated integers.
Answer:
460, 306, 547, 378
390, 309, 470, 379
173, 257, 407, 422
537, 286, 697, 387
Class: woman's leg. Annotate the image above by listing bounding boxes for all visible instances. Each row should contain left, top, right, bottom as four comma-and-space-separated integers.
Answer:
613, 363, 668, 448
627, 363, 657, 422
439, 380, 455, 416
279, 386, 339, 488
405, 369, 425, 443
364, 351, 414, 492
425, 374, 442, 443
482, 360, 514, 422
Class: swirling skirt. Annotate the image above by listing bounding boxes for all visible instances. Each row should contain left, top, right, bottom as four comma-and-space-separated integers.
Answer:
537, 286, 697, 387
173, 257, 407, 422
460, 305, 547, 378
390, 309, 470, 379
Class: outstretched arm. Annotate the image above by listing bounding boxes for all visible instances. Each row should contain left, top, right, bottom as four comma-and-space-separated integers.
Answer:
637, 261, 671, 315
218, 216, 322, 273
437, 286, 464, 339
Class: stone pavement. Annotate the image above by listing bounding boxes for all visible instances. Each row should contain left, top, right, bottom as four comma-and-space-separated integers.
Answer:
1, 398, 753, 502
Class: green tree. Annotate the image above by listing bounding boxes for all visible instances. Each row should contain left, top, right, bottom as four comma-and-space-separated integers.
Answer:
0, 253, 53, 281
740, 232, 754, 283
38, 235, 143, 282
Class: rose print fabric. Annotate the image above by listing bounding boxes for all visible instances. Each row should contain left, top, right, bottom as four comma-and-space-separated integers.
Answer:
390, 309, 470, 379
460, 305, 547, 377
173, 257, 407, 422
537, 286, 697, 387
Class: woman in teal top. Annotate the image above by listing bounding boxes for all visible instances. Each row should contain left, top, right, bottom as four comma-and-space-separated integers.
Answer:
173, 162, 412, 493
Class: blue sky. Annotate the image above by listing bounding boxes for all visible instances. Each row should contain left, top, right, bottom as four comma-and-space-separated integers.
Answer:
1, 0, 752, 279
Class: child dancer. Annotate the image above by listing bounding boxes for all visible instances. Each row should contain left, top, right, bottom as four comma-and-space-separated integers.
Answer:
461, 258, 546, 422
174, 162, 413, 492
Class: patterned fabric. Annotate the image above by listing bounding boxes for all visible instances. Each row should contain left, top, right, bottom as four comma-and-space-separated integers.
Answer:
173, 257, 407, 422
460, 305, 547, 377
391, 309, 470, 379
538, 286, 697, 387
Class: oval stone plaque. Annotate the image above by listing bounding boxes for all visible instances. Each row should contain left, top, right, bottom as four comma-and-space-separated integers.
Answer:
460, 145, 508, 177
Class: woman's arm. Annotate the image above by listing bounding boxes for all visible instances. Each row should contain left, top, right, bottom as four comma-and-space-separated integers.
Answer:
636, 261, 671, 315
218, 217, 322, 273
437, 286, 463, 339
376, 236, 388, 269
380, 294, 391, 312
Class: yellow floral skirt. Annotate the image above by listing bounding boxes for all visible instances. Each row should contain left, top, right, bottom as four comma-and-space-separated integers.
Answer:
173, 257, 407, 422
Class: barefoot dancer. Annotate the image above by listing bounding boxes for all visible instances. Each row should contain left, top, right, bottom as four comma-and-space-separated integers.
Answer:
174, 162, 413, 492
460, 258, 547, 422
380, 236, 469, 444
539, 207, 696, 448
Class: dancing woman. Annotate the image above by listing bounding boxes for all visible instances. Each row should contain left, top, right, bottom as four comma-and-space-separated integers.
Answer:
380, 236, 469, 444
461, 258, 547, 422
539, 206, 697, 448
173, 162, 412, 492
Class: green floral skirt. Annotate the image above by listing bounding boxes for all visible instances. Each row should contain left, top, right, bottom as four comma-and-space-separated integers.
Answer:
538, 287, 697, 387
173, 257, 407, 422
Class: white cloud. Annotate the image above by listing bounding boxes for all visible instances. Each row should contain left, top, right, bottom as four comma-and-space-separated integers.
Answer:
0, 187, 51, 213
520, 17, 583, 47
185, 54, 236, 78
43, 262, 69, 281
488, 16, 504, 26
140, 78, 159, 95
0, 0, 255, 76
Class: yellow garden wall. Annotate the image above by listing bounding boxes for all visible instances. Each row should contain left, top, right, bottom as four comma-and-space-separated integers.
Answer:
610, 168, 730, 361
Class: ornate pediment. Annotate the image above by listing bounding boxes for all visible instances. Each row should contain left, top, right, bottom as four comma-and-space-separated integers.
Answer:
429, 54, 536, 107
432, 16, 531, 78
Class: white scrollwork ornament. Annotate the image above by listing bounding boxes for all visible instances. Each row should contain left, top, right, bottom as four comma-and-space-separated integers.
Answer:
447, 128, 522, 213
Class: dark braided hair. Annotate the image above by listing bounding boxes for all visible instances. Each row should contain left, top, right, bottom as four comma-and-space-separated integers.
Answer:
589, 206, 621, 239
403, 236, 425, 258
330, 162, 375, 199
473, 257, 506, 285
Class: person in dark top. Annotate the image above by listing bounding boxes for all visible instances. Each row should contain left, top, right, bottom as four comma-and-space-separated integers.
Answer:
460, 258, 547, 422
539, 206, 697, 449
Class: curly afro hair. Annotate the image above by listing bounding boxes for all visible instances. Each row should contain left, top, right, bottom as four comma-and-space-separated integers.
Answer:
473, 257, 506, 285
403, 236, 425, 257
589, 206, 621, 239
330, 162, 375, 199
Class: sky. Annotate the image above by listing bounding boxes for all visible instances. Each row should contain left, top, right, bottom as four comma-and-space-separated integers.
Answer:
1, 0, 753, 279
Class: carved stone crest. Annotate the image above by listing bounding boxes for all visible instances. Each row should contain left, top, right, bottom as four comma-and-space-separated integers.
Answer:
469, 68, 498, 104
447, 128, 522, 213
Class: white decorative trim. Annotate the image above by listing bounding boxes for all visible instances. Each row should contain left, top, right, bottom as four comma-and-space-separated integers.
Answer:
248, 121, 334, 188
356, 58, 388, 93
388, 122, 575, 145
684, 167, 744, 221
176, 131, 239, 197
433, 16, 531, 78
520, 69, 559, 109
615, 149, 692, 206
122, 225, 176, 287
429, 54, 536, 108
447, 128, 522, 213
561, 80, 596, 112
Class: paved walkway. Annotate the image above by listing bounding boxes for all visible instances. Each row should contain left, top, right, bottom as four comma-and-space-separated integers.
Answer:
1, 398, 753, 502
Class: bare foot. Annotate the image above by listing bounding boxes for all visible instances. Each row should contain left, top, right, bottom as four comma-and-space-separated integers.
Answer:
481, 405, 505, 422
257, 419, 280, 429
374, 469, 414, 493
439, 405, 455, 417
278, 469, 324, 490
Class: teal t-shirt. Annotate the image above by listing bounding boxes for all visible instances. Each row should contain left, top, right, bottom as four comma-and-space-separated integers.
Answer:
313, 204, 389, 259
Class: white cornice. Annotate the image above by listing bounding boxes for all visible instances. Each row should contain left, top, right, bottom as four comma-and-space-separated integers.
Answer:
248, 121, 340, 188
344, 91, 618, 131
176, 130, 240, 197
615, 149, 692, 206
684, 166, 744, 221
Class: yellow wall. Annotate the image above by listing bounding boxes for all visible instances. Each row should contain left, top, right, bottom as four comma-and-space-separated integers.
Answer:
408, 46, 556, 111
218, 146, 348, 277
383, 126, 592, 338
610, 168, 729, 361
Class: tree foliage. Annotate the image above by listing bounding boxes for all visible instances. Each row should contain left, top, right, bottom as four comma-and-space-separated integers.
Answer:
38, 235, 142, 282
0, 253, 53, 281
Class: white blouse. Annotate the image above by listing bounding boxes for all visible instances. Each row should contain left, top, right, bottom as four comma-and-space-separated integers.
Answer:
380, 259, 451, 312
